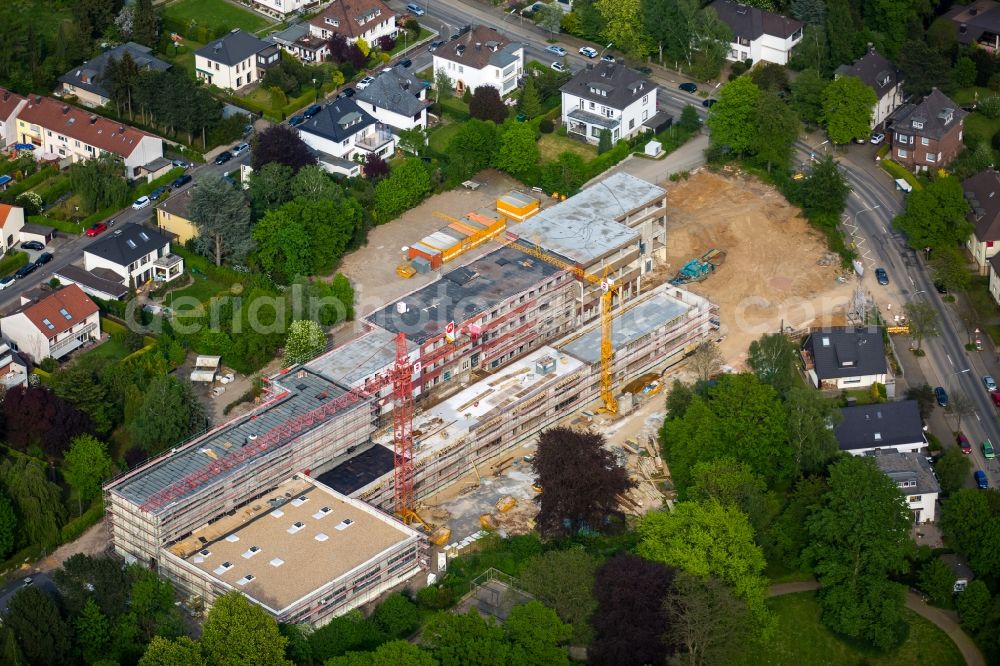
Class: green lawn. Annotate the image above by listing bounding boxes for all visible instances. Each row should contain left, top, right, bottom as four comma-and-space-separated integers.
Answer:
163, 0, 270, 34
81, 336, 132, 363
738, 592, 964, 666
952, 86, 994, 106
428, 121, 462, 154
167, 273, 230, 305
963, 111, 1000, 144
538, 132, 595, 161
162, 38, 204, 77
389, 28, 434, 55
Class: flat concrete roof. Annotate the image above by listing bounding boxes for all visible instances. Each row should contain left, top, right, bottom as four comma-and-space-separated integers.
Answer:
108, 367, 364, 511
560, 291, 690, 364
175, 476, 420, 614
367, 246, 562, 346
317, 444, 395, 495
307, 327, 413, 389
512, 172, 664, 265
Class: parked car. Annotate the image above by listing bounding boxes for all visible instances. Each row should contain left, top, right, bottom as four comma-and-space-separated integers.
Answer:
0, 276, 14, 290
214, 151, 232, 165
984, 439, 996, 459
429, 40, 445, 51
992, 391, 1000, 408
399, 58, 413, 68
132, 195, 151, 210
702, 98, 717, 108
171, 159, 189, 169
934, 281, 948, 294
85, 222, 108, 237
20, 240, 44, 251
232, 142, 250, 156
957, 432, 973, 454
14, 263, 37, 280
288, 115, 305, 126
356, 76, 376, 90
303, 105, 322, 119
545, 45, 568, 57
171, 174, 192, 189
870, 132, 885, 144
985, 375, 998, 392
679, 82, 698, 93
406, 3, 425, 15
975, 470, 989, 489
34, 252, 53, 266
601, 54, 616, 63
337, 88, 355, 98
875, 267, 889, 285
149, 186, 168, 201
579, 46, 598, 58
934, 386, 949, 407
551, 61, 566, 72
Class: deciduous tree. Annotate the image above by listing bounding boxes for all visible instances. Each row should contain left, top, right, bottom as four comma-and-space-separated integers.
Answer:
939, 489, 1000, 580
469, 86, 507, 123
75, 597, 111, 664
0, 492, 16, 559
374, 158, 432, 223
894, 176, 971, 251
444, 119, 498, 182
201, 591, 291, 666
689, 7, 731, 80
520, 548, 599, 643
434, 69, 452, 103
131, 0, 160, 48
139, 636, 206, 666
364, 152, 389, 180
753, 91, 799, 172
805, 456, 912, 650
535, 3, 564, 33
936, 447, 972, 496
423, 610, 509, 665
797, 155, 850, 220
595, 0, 651, 58
784, 387, 840, 477
247, 162, 294, 217
919, 557, 957, 608
3, 386, 92, 460
493, 122, 539, 182
541, 151, 587, 195
284, 320, 327, 366
746, 333, 796, 394
325, 640, 436, 666
898, 39, 952, 96
904, 299, 939, 351
707, 77, 762, 156
252, 124, 318, 173
956, 580, 991, 632
129, 375, 206, 454
821, 75, 876, 144
4, 587, 73, 666
689, 341, 723, 381
68, 153, 130, 214
533, 427, 635, 536
0, 457, 64, 548
189, 176, 253, 266
790, 68, 828, 125
664, 572, 752, 666
63, 434, 114, 505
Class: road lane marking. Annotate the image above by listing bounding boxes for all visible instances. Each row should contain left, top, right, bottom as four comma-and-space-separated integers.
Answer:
947, 354, 954, 367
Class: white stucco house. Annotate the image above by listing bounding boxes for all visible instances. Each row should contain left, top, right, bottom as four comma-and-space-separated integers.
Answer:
834, 46, 905, 129
964, 169, 1000, 275
0, 284, 101, 362
195, 29, 281, 92
296, 98, 396, 177
0, 204, 25, 255
802, 327, 890, 391
709, 0, 804, 65
83, 223, 183, 287
873, 451, 940, 524
355, 67, 429, 130
432, 25, 524, 96
0, 88, 27, 148
307, 0, 398, 50
560, 63, 657, 144
835, 400, 927, 457
253, 0, 327, 18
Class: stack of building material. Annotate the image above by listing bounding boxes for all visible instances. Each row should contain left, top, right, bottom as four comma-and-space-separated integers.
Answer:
497, 190, 540, 222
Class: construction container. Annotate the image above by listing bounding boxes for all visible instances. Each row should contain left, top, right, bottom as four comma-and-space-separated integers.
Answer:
439, 226, 468, 244
422, 231, 464, 263
411, 256, 432, 274
407, 242, 443, 269
497, 190, 540, 221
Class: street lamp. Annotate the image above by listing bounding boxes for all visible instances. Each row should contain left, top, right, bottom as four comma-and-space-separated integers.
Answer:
810, 139, 829, 161
312, 77, 318, 102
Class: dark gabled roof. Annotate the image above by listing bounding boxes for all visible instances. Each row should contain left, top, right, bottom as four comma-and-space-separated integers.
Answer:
834, 47, 901, 101
59, 42, 170, 100
355, 68, 429, 117
196, 30, 272, 66
84, 222, 171, 267
434, 25, 522, 70
54, 265, 129, 300
297, 98, 377, 143
946, 0, 1000, 44
891, 88, 967, 140
872, 450, 940, 496
560, 64, 653, 111
805, 327, 887, 380
835, 400, 925, 452
963, 169, 1000, 242
707, 0, 802, 40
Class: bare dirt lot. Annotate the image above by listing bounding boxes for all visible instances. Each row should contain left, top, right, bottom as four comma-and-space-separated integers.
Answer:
661, 169, 854, 368
337, 169, 537, 332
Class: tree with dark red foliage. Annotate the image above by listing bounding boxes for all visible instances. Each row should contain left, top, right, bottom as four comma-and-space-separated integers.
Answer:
364, 152, 390, 180
590, 554, 676, 666
533, 427, 635, 537
469, 86, 508, 124
326, 34, 366, 69
252, 125, 318, 174
377, 35, 395, 52
2, 386, 92, 461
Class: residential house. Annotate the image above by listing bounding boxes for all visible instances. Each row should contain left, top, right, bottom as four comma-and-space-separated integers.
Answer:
0, 342, 28, 389
295, 98, 396, 177
872, 450, 939, 524
431, 25, 524, 96
53, 265, 129, 302
989, 253, 1000, 305
834, 46, 904, 129
254, 0, 326, 18
941, 554, 974, 592
0, 204, 25, 254
0, 88, 27, 148
0, 284, 101, 362
58, 42, 171, 109
195, 29, 281, 92
889, 88, 966, 172
15, 96, 164, 179
155, 189, 198, 243
270, 23, 329, 63
560, 63, 657, 144
946, 0, 1000, 52
802, 327, 889, 391
835, 400, 927, 456
83, 223, 183, 287
708, 0, 803, 65
355, 67, 429, 130
964, 169, 1000, 274
306, 0, 398, 53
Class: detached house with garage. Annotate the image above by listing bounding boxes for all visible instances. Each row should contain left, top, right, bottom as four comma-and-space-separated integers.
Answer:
963, 168, 1000, 275
355, 68, 429, 130
834, 46, 904, 129
195, 29, 281, 92
84, 223, 183, 287
890, 88, 966, 172
873, 451, 940, 524
708, 0, 803, 65
835, 400, 927, 457
0, 284, 101, 362
295, 98, 396, 177
560, 63, 657, 144
307, 0, 398, 51
431, 25, 524, 96
802, 327, 890, 391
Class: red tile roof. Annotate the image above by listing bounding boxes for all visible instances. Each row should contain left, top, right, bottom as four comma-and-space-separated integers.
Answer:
309, 0, 396, 40
0, 88, 26, 119
17, 96, 155, 159
17, 284, 99, 337
0, 204, 18, 229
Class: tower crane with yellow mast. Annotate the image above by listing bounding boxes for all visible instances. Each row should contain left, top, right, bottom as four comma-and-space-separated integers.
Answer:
433, 212, 621, 414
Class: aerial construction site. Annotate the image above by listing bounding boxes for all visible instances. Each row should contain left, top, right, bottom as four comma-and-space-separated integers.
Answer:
104, 172, 720, 626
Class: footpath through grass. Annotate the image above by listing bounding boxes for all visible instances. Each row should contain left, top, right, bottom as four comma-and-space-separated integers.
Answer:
739, 592, 964, 666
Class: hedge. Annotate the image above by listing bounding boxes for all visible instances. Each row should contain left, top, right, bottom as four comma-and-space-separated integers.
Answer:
0, 250, 28, 276
225, 94, 283, 122
880, 158, 922, 191
281, 89, 318, 119
101, 316, 129, 337
131, 167, 185, 199
28, 214, 82, 235
34, 175, 73, 204
585, 140, 632, 180
59, 499, 104, 543
0, 166, 59, 203
79, 205, 121, 228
